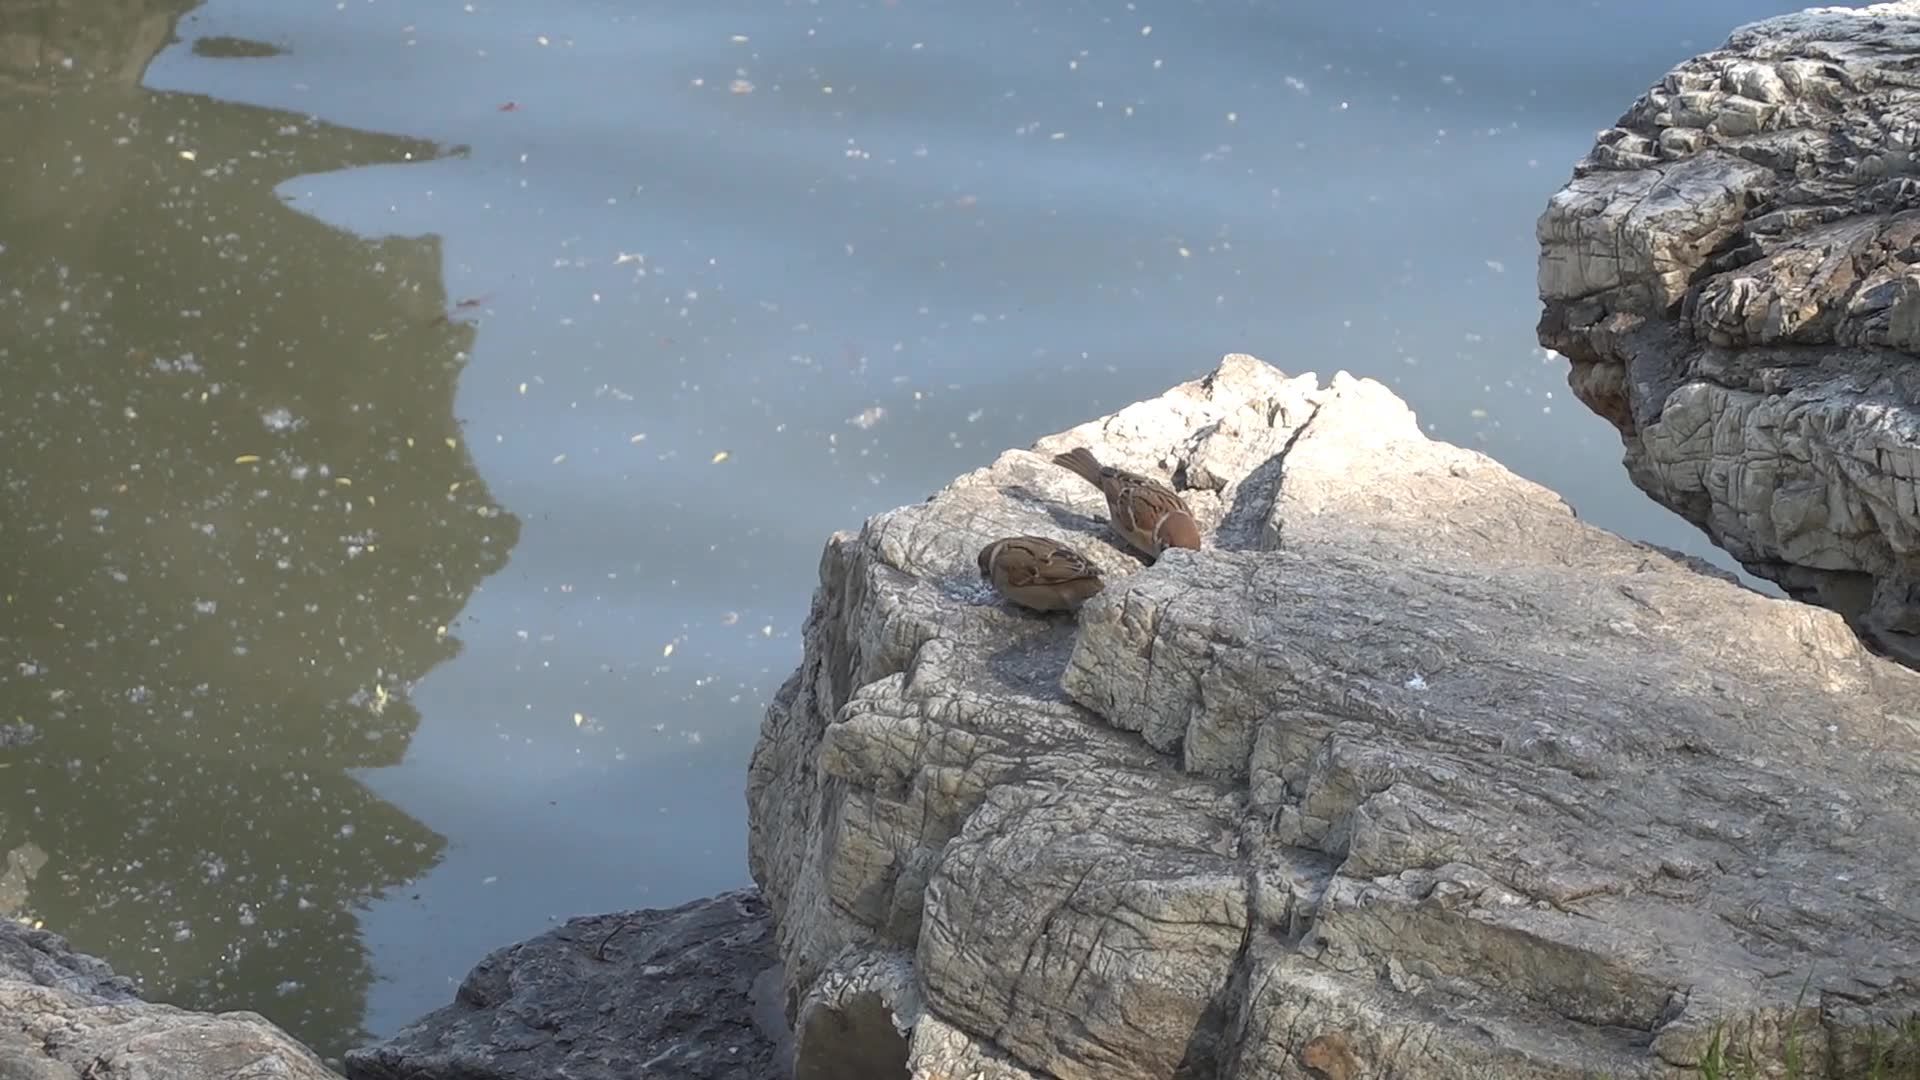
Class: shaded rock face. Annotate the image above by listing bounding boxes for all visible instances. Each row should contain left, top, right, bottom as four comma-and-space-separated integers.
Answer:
344, 890, 785, 1080
0, 919, 338, 1079
1537, 2, 1920, 667
747, 354, 1920, 1079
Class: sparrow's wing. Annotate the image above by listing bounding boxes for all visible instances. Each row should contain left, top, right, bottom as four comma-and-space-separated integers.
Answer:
1002, 538, 1099, 587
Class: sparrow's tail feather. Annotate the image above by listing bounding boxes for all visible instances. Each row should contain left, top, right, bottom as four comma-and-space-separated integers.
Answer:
1052, 447, 1104, 487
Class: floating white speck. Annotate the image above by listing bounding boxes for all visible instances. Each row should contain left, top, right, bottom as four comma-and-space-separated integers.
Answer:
1405, 674, 1428, 690
663, 642, 675, 657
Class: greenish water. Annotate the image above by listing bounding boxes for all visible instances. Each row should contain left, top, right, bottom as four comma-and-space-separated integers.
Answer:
0, 6, 518, 1052
0, 0, 1811, 1060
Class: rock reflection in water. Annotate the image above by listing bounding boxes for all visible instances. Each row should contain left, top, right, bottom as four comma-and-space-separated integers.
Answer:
0, 0, 518, 1059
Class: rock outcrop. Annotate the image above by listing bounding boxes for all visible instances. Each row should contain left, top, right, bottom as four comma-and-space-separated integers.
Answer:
0, 918, 338, 1079
4, 890, 788, 1080
748, 354, 1920, 1078
344, 890, 785, 1080
1537, 2, 1920, 667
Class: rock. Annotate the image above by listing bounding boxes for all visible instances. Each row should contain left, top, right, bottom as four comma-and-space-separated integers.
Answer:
0, 918, 339, 1079
343, 889, 785, 1080
747, 353, 1920, 1079
1536, 2, 1920, 666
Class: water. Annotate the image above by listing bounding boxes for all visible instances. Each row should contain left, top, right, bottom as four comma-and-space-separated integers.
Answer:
0, 0, 1811, 1060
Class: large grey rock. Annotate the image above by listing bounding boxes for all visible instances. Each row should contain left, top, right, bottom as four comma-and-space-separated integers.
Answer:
1537, 2, 1920, 667
747, 353, 1920, 1079
343, 890, 784, 1080
0, 918, 339, 1079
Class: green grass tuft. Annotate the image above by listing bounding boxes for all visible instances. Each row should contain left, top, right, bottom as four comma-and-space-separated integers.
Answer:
1693, 999, 1920, 1080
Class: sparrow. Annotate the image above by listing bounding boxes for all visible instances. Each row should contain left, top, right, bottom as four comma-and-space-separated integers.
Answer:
977, 535, 1105, 612
1051, 447, 1202, 559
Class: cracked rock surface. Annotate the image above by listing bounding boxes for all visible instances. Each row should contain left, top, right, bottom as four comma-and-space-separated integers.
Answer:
747, 353, 1920, 1079
344, 890, 784, 1080
1537, 1, 1920, 667
0, 919, 339, 1079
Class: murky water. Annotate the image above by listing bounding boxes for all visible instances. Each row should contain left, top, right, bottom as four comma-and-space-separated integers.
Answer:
1, 0, 1810, 1059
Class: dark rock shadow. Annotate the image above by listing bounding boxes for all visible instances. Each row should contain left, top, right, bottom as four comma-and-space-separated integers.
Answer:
980, 619, 1081, 706
792, 990, 910, 1080
1211, 451, 1291, 553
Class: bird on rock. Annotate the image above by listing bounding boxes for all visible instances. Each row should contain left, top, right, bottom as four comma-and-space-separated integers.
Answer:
977, 535, 1105, 612
1051, 446, 1201, 560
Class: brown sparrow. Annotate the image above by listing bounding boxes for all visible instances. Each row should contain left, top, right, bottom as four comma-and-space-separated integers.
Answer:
977, 535, 1105, 612
1051, 447, 1202, 559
